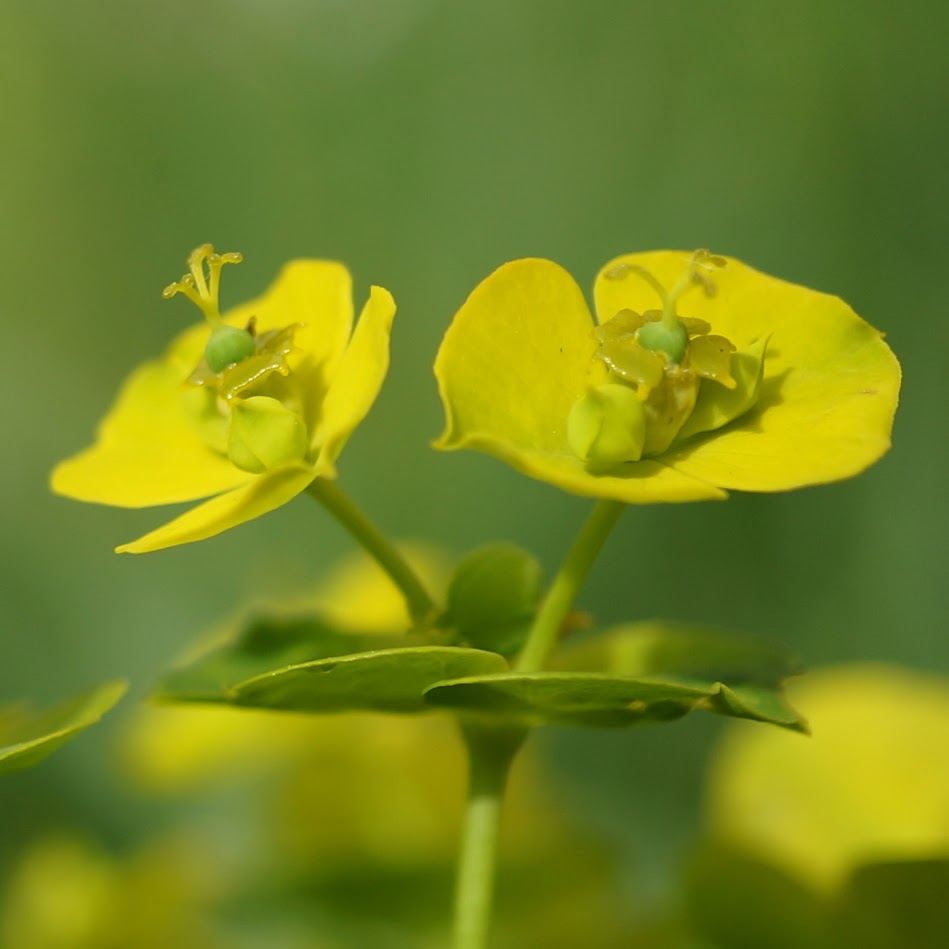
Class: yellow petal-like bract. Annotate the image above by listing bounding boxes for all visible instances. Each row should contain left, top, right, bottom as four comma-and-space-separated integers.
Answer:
52, 255, 396, 552
706, 664, 949, 892
435, 251, 900, 502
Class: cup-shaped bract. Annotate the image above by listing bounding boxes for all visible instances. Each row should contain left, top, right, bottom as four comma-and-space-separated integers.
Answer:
435, 251, 900, 503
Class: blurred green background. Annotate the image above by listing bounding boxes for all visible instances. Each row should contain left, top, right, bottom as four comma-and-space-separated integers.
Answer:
2, 0, 947, 944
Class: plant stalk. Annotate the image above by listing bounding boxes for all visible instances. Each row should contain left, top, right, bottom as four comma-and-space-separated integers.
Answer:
306, 478, 437, 626
515, 499, 624, 673
452, 723, 526, 949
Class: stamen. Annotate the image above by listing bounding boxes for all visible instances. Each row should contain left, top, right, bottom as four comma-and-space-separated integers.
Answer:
162, 244, 243, 324
654, 250, 727, 331
162, 274, 202, 308
187, 244, 213, 300
610, 250, 728, 363
690, 270, 717, 296
615, 264, 668, 303
206, 251, 243, 314
692, 248, 727, 269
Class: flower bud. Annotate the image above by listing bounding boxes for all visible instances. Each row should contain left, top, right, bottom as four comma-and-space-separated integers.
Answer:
568, 383, 646, 466
446, 543, 544, 656
228, 396, 308, 473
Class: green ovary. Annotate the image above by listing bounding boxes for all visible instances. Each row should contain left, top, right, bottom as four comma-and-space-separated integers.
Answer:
637, 319, 689, 364
182, 321, 310, 473
204, 325, 257, 373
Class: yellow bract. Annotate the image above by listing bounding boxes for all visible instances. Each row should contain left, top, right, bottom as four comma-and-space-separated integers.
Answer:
51, 257, 395, 553
434, 251, 901, 503
706, 664, 949, 893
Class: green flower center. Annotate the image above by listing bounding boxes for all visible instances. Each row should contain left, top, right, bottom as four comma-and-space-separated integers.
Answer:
163, 244, 303, 398
568, 250, 768, 467
164, 244, 308, 473
164, 243, 271, 374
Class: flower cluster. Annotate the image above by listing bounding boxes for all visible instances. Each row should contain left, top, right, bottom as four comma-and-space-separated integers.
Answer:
52, 244, 901, 552
46, 242, 905, 949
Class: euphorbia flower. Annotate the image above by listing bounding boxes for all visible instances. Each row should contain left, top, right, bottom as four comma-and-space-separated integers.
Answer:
435, 250, 900, 502
52, 245, 395, 552
705, 664, 949, 892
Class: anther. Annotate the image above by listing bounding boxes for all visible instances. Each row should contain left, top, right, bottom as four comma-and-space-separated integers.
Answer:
604, 263, 631, 281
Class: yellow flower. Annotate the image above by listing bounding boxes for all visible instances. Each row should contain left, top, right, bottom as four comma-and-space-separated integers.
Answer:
434, 250, 900, 503
51, 245, 395, 553
704, 664, 949, 893
1, 833, 232, 949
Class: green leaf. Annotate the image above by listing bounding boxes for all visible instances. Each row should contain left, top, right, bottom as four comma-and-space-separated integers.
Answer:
231, 646, 508, 713
425, 671, 706, 726
156, 612, 508, 714
445, 543, 544, 655
424, 622, 806, 730
0, 680, 128, 775
709, 681, 803, 728
155, 613, 404, 702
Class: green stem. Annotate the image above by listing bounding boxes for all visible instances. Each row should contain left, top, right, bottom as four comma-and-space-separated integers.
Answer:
452, 724, 526, 949
515, 499, 624, 673
306, 479, 436, 627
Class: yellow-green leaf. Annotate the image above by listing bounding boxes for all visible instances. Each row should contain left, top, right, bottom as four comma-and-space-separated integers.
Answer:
156, 611, 508, 714
232, 646, 508, 714
425, 622, 805, 730
0, 681, 128, 775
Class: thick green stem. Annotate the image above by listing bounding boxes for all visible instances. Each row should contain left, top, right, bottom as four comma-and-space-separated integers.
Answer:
515, 499, 624, 673
305, 479, 436, 626
452, 724, 526, 949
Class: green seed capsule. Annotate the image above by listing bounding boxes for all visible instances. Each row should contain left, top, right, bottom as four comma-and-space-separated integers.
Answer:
567, 383, 646, 466
204, 325, 257, 373
227, 396, 308, 473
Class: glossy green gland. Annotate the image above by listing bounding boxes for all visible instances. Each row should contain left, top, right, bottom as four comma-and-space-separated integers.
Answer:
637, 319, 689, 364
205, 325, 257, 373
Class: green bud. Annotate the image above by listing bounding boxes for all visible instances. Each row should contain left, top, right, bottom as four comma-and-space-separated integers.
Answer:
205, 324, 257, 373
446, 544, 544, 656
567, 383, 646, 466
636, 319, 689, 364
228, 396, 308, 473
